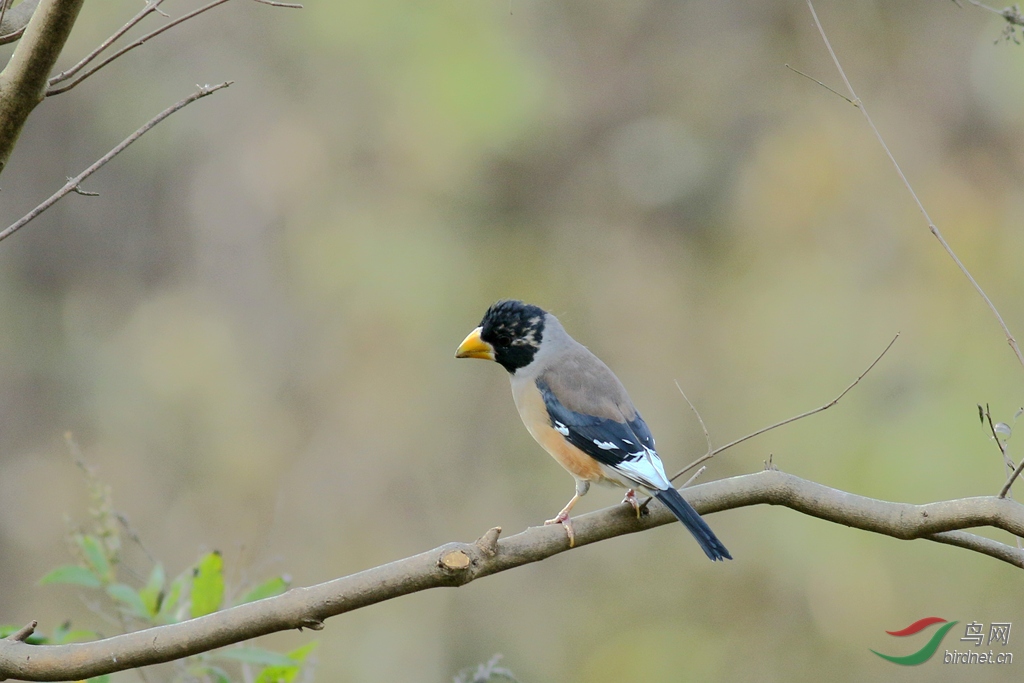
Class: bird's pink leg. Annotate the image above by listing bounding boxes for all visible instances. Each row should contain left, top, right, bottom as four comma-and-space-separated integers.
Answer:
545, 494, 581, 547
621, 488, 641, 518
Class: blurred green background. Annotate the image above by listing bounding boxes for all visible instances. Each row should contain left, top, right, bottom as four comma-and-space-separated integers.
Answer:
1, 0, 1023, 680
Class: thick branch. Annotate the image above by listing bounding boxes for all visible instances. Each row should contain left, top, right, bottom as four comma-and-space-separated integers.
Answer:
0, 0, 83, 174
1, 469, 1022, 682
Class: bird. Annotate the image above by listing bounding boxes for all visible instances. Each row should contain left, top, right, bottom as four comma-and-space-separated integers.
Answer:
455, 300, 731, 560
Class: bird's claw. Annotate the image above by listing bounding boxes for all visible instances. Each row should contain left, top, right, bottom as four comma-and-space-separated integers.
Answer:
622, 489, 641, 519
544, 514, 576, 548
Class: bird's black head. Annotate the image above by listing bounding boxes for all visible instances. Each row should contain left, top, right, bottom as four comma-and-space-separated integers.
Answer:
479, 300, 547, 373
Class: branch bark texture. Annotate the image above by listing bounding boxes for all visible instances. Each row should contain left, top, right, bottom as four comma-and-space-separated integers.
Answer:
1, 469, 1022, 682
0, 0, 83, 175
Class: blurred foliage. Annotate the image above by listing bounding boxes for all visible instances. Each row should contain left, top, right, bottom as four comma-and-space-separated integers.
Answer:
2, 442, 311, 683
0, 0, 1023, 681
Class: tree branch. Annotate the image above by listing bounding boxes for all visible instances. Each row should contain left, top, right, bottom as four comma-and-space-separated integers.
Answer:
1, 468, 1021, 682
0, 0, 84, 174
668, 332, 899, 483
46, 0, 301, 97
0, 0, 41, 46
47, 0, 169, 86
805, 0, 1024, 370
0, 81, 232, 243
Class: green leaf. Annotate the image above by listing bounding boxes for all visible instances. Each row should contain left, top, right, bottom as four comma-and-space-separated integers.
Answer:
138, 563, 166, 617
253, 662, 300, 683
51, 621, 70, 644
50, 621, 96, 645
38, 564, 102, 588
76, 535, 112, 583
86, 675, 111, 683
214, 646, 296, 667
156, 568, 190, 624
286, 641, 318, 662
235, 575, 291, 606
190, 551, 224, 618
55, 628, 97, 644
107, 583, 150, 619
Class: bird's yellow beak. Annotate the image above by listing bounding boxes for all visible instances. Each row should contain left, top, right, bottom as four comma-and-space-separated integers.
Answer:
455, 327, 495, 360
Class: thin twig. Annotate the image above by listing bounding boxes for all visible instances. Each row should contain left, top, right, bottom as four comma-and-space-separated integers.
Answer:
983, 405, 1023, 529
680, 465, 706, 489
784, 63, 854, 105
0, 0, 10, 38
638, 385, 710, 512
805, 0, 1024, 370
983, 403, 1016, 476
964, 0, 1024, 25
47, 0, 302, 95
668, 332, 899, 483
1000, 457, 1024, 499
69, 179, 99, 196
675, 380, 712, 458
49, 0, 169, 85
0, 82, 232, 243
47, 0, 233, 96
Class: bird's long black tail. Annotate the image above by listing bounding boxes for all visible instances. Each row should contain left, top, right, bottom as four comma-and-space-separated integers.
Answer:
654, 488, 731, 561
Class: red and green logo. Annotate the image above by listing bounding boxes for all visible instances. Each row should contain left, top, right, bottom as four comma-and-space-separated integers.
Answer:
871, 617, 959, 666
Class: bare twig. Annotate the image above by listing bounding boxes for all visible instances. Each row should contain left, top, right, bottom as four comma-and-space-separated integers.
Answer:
1000, 457, 1024, 499
1, 469, 1022, 681
668, 332, 899, 483
0, 0, 11, 39
68, 179, 98, 196
784, 63, 854, 105
48, 0, 169, 85
46, 0, 301, 96
46, 0, 231, 96
979, 404, 1021, 544
675, 380, 712, 458
982, 403, 1016, 476
0, 0, 40, 45
0, 81, 232, 243
964, 0, 1024, 24
805, 0, 1024, 370
680, 465, 706, 489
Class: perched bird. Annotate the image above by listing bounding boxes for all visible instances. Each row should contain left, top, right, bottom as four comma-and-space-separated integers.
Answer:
455, 300, 731, 560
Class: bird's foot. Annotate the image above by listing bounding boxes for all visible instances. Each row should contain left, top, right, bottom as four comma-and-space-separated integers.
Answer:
544, 512, 576, 548
621, 489, 641, 519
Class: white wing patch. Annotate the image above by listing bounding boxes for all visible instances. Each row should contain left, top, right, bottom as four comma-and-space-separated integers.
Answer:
553, 420, 570, 436
594, 440, 617, 450
612, 448, 672, 490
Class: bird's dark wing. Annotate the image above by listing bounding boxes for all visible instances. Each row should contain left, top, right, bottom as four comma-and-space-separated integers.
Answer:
536, 378, 670, 490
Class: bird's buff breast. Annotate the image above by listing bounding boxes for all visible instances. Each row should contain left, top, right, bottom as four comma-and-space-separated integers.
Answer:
511, 377, 606, 483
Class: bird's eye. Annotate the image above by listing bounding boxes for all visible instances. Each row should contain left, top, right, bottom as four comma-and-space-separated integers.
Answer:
496, 333, 513, 347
